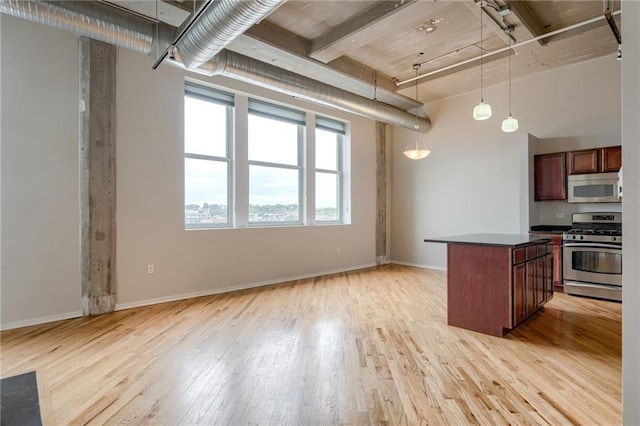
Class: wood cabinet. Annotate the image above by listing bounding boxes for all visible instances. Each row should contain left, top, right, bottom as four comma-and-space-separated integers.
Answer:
568, 145, 622, 174
432, 236, 554, 337
512, 242, 553, 327
534, 152, 566, 201
551, 236, 563, 292
568, 149, 599, 174
601, 145, 622, 172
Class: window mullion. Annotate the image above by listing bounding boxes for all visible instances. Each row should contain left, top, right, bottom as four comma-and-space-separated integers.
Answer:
248, 160, 301, 170
234, 95, 249, 227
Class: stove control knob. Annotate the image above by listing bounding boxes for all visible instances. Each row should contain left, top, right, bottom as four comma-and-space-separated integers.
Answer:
612, 236, 617, 242
580, 235, 584, 240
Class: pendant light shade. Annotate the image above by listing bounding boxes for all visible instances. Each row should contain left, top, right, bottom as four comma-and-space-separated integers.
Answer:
473, 0, 491, 121
404, 65, 431, 160
404, 148, 431, 160
473, 101, 492, 120
501, 115, 519, 132
502, 31, 518, 133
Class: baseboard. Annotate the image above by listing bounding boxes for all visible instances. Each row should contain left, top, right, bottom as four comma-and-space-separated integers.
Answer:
0, 310, 83, 331
115, 262, 377, 311
390, 261, 447, 271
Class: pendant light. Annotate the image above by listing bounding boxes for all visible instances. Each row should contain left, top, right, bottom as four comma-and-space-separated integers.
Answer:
473, 1, 492, 121
501, 33, 519, 132
403, 64, 431, 160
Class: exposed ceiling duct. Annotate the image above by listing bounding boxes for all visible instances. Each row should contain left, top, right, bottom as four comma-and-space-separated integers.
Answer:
172, 50, 431, 132
0, 0, 169, 55
0, 0, 430, 132
176, 0, 286, 69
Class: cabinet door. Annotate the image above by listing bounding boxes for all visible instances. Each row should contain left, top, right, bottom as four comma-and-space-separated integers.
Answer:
513, 263, 527, 325
526, 260, 537, 315
552, 237, 563, 291
601, 146, 622, 172
534, 153, 567, 201
568, 149, 599, 174
536, 256, 546, 308
545, 253, 554, 301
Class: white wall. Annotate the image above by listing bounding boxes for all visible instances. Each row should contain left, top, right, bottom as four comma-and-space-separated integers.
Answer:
391, 54, 623, 269
1, 16, 82, 327
115, 49, 376, 307
0, 16, 377, 326
622, 1, 640, 423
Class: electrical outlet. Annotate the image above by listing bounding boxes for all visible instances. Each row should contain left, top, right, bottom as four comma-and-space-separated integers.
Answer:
147, 264, 155, 274
556, 213, 565, 218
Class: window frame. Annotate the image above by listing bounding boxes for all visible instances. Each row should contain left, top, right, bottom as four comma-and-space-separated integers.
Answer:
183, 85, 234, 229
314, 123, 345, 224
183, 81, 350, 230
247, 100, 305, 226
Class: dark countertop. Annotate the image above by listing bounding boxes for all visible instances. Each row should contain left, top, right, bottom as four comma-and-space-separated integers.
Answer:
424, 233, 551, 248
530, 225, 572, 233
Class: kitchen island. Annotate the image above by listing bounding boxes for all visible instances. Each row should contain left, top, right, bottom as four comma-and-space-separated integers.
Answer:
424, 234, 553, 337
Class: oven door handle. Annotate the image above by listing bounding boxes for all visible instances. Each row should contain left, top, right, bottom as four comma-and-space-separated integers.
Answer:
563, 242, 622, 249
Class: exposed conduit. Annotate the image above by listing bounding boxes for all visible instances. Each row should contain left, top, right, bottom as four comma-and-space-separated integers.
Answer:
396, 9, 623, 87
0, 0, 430, 132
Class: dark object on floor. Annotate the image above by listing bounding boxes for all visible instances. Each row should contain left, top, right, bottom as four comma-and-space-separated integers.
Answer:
0, 371, 42, 426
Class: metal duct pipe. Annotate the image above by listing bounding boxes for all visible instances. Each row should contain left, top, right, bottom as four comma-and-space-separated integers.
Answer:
176, 0, 285, 69
193, 51, 431, 132
1, 0, 430, 131
0, 0, 156, 55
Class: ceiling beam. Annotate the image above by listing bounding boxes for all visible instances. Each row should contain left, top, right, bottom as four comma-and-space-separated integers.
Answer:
308, 0, 422, 63
506, 1, 547, 46
228, 26, 421, 111
463, 1, 514, 45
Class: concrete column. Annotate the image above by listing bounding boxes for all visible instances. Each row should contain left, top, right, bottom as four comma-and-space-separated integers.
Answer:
375, 121, 387, 265
79, 38, 117, 315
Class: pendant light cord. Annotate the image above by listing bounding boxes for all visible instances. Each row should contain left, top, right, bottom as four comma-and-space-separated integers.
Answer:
508, 36, 511, 114
415, 64, 420, 149
480, 1, 484, 101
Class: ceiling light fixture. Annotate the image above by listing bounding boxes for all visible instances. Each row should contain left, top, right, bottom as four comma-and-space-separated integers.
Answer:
473, 1, 492, 121
404, 64, 431, 160
501, 32, 519, 132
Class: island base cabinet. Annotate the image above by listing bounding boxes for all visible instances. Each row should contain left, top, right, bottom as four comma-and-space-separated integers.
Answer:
447, 244, 512, 337
445, 240, 553, 337
512, 243, 554, 327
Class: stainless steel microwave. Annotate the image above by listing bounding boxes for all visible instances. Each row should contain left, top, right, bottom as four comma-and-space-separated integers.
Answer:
567, 172, 621, 203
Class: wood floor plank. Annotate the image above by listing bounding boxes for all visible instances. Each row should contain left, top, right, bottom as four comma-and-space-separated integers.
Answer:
0, 265, 621, 425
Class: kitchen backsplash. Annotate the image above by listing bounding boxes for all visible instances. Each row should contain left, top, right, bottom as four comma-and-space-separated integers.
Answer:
536, 200, 622, 226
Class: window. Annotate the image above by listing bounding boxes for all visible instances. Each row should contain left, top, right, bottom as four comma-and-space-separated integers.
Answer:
248, 100, 304, 225
315, 117, 345, 222
184, 82, 349, 229
184, 84, 233, 228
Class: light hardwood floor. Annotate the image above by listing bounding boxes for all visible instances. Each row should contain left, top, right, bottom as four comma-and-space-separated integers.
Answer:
0, 265, 621, 425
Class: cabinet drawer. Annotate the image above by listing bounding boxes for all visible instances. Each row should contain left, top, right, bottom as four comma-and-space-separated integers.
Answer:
526, 245, 538, 260
537, 244, 547, 257
513, 248, 526, 264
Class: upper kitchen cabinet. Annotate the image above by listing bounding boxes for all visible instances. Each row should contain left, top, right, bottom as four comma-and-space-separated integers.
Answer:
600, 145, 622, 172
534, 153, 567, 201
568, 149, 599, 174
567, 145, 622, 174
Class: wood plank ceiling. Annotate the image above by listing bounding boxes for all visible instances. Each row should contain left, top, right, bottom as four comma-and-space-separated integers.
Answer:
108, 0, 622, 107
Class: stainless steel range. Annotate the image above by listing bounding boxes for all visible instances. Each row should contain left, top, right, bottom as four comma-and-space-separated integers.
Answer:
563, 212, 622, 301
